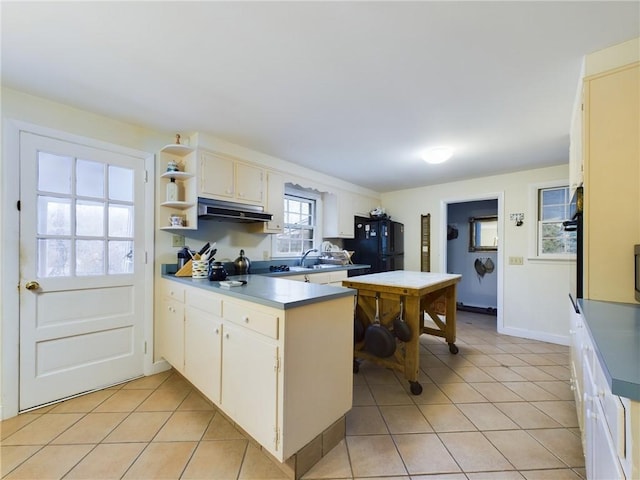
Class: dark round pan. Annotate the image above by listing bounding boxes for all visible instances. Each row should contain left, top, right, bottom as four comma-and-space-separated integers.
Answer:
364, 296, 396, 358
353, 295, 365, 343
393, 300, 412, 342
354, 317, 365, 343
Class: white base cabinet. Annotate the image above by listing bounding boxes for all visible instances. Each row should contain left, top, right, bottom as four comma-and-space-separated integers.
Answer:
184, 288, 223, 404
571, 303, 639, 480
156, 279, 354, 462
221, 321, 278, 450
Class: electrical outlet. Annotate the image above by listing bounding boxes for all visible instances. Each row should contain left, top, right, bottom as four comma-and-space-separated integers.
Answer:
263, 250, 270, 260
172, 234, 185, 247
509, 256, 524, 265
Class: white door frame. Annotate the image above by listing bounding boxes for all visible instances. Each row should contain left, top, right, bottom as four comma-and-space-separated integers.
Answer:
439, 192, 504, 334
1, 119, 156, 419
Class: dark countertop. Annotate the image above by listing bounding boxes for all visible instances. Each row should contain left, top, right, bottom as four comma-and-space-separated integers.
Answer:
161, 267, 358, 310
578, 299, 640, 401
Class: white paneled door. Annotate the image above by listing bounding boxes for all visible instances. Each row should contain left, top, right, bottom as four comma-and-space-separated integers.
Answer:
19, 132, 147, 411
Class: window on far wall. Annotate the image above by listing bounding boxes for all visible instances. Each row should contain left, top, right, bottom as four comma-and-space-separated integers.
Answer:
537, 185, 576, 256
274, 190, 317, 256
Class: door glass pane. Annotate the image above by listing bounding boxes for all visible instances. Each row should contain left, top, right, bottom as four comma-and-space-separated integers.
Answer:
76, 201, 104, 236
109, 241, 134, 274
109, 166, 133, 202
38, 152, 72, 194
108, 204, 133, 237
76, 240, 104, 275
37, 196, 71, 235
38, 239, 71, 277
77, 159, 104, 198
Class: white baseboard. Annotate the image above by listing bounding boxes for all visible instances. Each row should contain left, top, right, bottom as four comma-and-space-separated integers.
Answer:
146, 359, 172, 376
499, 326, 570, 346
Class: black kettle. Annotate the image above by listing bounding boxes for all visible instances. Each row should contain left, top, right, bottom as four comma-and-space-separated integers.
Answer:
208, 262, 228, 281
233, 249, 251, 274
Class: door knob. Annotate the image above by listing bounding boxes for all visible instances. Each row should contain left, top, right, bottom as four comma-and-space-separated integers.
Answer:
25, 281, 40, 290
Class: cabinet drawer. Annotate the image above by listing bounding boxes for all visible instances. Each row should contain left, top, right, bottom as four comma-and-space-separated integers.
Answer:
223, 300, 279, 339
160, 280, 185, 303
594, 355, 626, 460
186, 287, 222, 316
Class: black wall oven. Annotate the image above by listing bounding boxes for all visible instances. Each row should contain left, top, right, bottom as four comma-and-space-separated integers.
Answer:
563, 186, 583, 312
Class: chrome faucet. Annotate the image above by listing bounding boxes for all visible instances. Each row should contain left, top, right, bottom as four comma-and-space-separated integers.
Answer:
300, 248, 318, 267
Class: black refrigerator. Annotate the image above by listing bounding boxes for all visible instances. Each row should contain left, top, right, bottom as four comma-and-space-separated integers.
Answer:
345, 216, 404, 273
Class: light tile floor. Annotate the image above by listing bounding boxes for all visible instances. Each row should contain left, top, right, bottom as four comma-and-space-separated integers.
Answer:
1, 311, 585, 479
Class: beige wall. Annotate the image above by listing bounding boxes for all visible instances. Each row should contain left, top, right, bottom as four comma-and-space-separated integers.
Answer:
381, 164, 573, 343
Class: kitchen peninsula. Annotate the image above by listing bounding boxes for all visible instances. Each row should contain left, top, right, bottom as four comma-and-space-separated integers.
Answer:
157, 271, 356, 478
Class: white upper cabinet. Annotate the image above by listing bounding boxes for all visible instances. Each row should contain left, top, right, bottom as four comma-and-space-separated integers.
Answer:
323, 190, 379, 238
252, 170, 285, 234
199, 150, 264, 205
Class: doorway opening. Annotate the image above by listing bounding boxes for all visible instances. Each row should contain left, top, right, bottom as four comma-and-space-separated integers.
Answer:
440, 193, 504, 333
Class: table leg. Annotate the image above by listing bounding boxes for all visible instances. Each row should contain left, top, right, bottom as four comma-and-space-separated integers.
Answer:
445, 284, 458, 354
404, 295, 423, 394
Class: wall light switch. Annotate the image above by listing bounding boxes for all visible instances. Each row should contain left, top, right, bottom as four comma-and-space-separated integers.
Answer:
509, 256, 524, 265
172, 234, 185, 247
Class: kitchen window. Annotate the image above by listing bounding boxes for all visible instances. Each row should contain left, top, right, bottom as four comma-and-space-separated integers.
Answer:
534, 183, 576, 258
274, 188, 320, 256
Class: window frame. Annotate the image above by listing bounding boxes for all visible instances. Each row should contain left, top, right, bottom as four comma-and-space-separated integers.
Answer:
271, 186, 322, 259
528, 180, 577, 261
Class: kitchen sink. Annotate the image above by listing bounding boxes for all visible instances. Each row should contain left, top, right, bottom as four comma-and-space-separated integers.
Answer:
289, 264, 341, 272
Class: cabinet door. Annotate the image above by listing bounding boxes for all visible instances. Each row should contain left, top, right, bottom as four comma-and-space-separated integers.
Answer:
264, 171, 284, 232
584, 64, 639, 303
235, 162, 264, 204
221, 322, 278, 454
158, 298, 184, 373
324, 192, 355, 238
200, 151, 234, 199
184, 307, 222, 404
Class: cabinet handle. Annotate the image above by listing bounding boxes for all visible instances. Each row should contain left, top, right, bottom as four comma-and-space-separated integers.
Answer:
215, 328, 220, 334
243, 316, 249, 323
225, 333, 230, 339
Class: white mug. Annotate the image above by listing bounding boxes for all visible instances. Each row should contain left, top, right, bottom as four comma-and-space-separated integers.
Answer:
169, 215, 183, 227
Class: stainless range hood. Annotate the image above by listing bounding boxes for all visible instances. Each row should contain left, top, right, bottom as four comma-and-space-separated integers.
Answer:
197, 197, 273, 223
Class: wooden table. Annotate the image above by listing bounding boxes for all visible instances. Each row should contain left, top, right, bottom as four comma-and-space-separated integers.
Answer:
342, 271, 462, 395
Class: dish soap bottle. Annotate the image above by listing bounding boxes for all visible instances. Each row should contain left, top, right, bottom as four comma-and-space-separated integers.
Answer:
166, 177, 179, 202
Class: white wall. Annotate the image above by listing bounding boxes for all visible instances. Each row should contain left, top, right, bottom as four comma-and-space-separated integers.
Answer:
381, 165, 573, 344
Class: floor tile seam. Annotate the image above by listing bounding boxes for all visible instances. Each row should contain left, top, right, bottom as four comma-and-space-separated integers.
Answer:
431, 430, 511, 475
481, 427, 580, 470
528, 400, 578, 428
0, 414, 43, 441
14, 410, 89, 448
231, 440, 252, 480
0, 442, 47, 478
52, 442, 102, 480
144, 408, 181, 443
176, 437, 202, 480
340, 435, 356, 480
56, 386, 120, 415
116, 438, 153, 480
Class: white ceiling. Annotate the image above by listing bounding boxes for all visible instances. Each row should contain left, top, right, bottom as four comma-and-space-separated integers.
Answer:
2, 2, 639, 192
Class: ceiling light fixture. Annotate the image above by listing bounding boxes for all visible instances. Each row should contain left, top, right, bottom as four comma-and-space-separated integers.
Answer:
422, 146, 453, 164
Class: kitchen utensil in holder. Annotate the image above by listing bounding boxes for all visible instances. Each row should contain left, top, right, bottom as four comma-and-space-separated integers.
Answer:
191, 260, 209, 278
